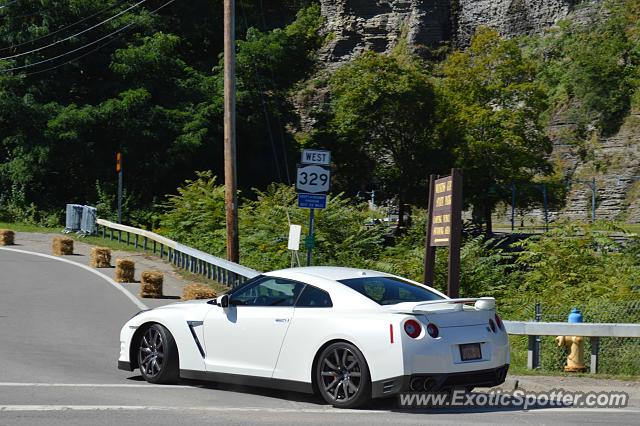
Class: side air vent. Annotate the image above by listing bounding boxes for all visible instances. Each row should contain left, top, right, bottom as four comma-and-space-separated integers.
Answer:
187, 321, 205, 358
382, 380, 395, 393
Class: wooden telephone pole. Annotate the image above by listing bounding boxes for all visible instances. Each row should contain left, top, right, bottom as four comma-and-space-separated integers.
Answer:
224, 0, 239, 263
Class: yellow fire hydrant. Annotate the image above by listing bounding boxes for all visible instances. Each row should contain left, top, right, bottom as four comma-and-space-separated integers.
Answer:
555, 307, 586, 372
555, 335, 586, 372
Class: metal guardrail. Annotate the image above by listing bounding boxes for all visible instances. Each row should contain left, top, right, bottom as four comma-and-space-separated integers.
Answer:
504, 320, 640, 374
96, 219, 260, 287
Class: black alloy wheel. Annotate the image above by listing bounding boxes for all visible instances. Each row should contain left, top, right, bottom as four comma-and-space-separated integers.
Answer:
138, 324, 179, 384
316, 342, 371, 408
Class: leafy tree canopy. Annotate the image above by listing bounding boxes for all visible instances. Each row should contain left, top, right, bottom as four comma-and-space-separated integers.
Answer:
321, 47, 446, 228
440, 27, 552, 231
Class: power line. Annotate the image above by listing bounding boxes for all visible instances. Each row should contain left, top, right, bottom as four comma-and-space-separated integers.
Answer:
0, 0, 129, 52
257, 2, 292, 186
0, 0, 150, 61
0, 0, 178, 73
238, 1, 282, 183
0, 0, 20, 10
22, 27, 131, 77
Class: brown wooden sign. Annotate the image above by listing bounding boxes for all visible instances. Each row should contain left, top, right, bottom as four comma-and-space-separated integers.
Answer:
430, 176, 454, 246
424, 169, 463, 298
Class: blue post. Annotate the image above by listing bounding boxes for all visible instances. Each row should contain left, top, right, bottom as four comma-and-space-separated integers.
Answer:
568, 307, 583, 323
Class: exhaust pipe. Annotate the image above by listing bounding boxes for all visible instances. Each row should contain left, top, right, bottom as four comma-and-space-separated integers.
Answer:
409, 377, 424, 391
423, 378, 437, 392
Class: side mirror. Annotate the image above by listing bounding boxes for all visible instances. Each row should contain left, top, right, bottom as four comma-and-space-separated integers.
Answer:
219, 294, 229, 308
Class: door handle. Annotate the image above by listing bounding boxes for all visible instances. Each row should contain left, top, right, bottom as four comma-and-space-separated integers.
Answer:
275, 318, 290, 323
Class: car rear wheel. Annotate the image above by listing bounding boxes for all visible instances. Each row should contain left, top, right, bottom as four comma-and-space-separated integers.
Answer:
316, 342, 371, 408
138, 324, 178, 384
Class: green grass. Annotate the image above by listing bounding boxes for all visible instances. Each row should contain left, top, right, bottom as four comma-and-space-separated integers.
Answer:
76, 233, 140, 253
494, 222, 640, 234
174, 269, 233, 295
508, 362, 640, 382
0, 222, 59, 233
508, 335, 640, 380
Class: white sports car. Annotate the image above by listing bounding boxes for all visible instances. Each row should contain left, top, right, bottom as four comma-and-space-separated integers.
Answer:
118, 267, 509, 408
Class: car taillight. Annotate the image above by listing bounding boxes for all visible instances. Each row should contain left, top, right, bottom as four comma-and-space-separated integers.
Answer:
404, 320, 422, 338
489, 318, 497, 333
426, 323, 439, 338
495, 314, 504, 330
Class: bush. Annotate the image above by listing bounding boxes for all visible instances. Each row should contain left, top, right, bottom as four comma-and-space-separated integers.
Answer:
158, 174, 386, 271
158, 171, 227, 256
503, 224, 640, 375
238, 184, 386, 271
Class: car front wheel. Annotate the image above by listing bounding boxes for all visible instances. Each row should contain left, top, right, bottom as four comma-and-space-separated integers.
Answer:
138, 324, 178, 384
316, 342, 371, 408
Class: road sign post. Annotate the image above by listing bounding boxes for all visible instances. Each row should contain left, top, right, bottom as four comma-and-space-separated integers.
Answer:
288, 224, 302, 267
116, 152, 123, 224
306, 208, 315, 266
297, 149, 331, 267
423, 175, 436, 287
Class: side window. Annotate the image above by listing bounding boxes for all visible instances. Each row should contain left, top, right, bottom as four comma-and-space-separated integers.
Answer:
229, 277, 304, 307
295, 285, 333, 308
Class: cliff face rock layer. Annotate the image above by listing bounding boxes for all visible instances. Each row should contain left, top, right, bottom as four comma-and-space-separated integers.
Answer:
454, 0, 583, 46
319, 0, 590, 63
549, 111, 640, 222
319, 0, 451, 64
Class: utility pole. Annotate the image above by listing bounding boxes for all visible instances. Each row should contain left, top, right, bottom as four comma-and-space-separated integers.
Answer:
116, 152, 123, 224
224, 0, 239, 263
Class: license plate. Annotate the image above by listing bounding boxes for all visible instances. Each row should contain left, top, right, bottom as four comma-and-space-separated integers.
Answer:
460, 343, 482, 361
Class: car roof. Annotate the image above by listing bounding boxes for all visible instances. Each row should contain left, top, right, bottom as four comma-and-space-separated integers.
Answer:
262, 266, 448, 309
265, 266, 392, 282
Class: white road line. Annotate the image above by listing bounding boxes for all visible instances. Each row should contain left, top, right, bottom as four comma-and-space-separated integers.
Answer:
0, 405, 639, 414
0, 247, 148, 310
0, 382, 192, 388
0, 405, 339, 413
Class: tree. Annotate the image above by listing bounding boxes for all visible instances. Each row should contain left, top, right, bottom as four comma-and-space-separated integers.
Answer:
0, 1, 323, 222
327, 48, 446, 230
440, 27, 552, 233
532, 0, 640, 135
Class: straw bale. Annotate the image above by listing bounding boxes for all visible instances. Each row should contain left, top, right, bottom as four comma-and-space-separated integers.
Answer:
182, 284, 217, 301
0, 229, 14, 246
90, 247, 111, 268
52, 236, 74, 255
115, 258, 135, 283
140, 270, 163, 298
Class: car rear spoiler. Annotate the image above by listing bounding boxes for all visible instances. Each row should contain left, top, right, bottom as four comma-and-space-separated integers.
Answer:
414, 297, 495, 312
385, 297, 496, 314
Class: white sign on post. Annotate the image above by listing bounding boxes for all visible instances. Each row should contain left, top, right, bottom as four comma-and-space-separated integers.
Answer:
296, 164, 331, 194
287, 224, 302, 251
301, 149, 331, 166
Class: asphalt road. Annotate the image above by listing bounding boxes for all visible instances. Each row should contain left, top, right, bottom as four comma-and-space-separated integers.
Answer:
1, 248, 638, 426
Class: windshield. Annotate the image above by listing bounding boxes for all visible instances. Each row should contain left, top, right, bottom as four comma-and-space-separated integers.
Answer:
338, 276, 445, 306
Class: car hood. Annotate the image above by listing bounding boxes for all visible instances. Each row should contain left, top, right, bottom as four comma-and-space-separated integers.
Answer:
154, 299, 213, 310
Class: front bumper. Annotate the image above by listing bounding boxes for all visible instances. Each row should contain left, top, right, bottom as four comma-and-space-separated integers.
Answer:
118, 361, 133, 371
372, 364, 509, 398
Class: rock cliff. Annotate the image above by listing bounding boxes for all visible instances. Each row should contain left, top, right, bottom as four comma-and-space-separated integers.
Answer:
319, 0, 594, 63
319, 0, 451, 64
